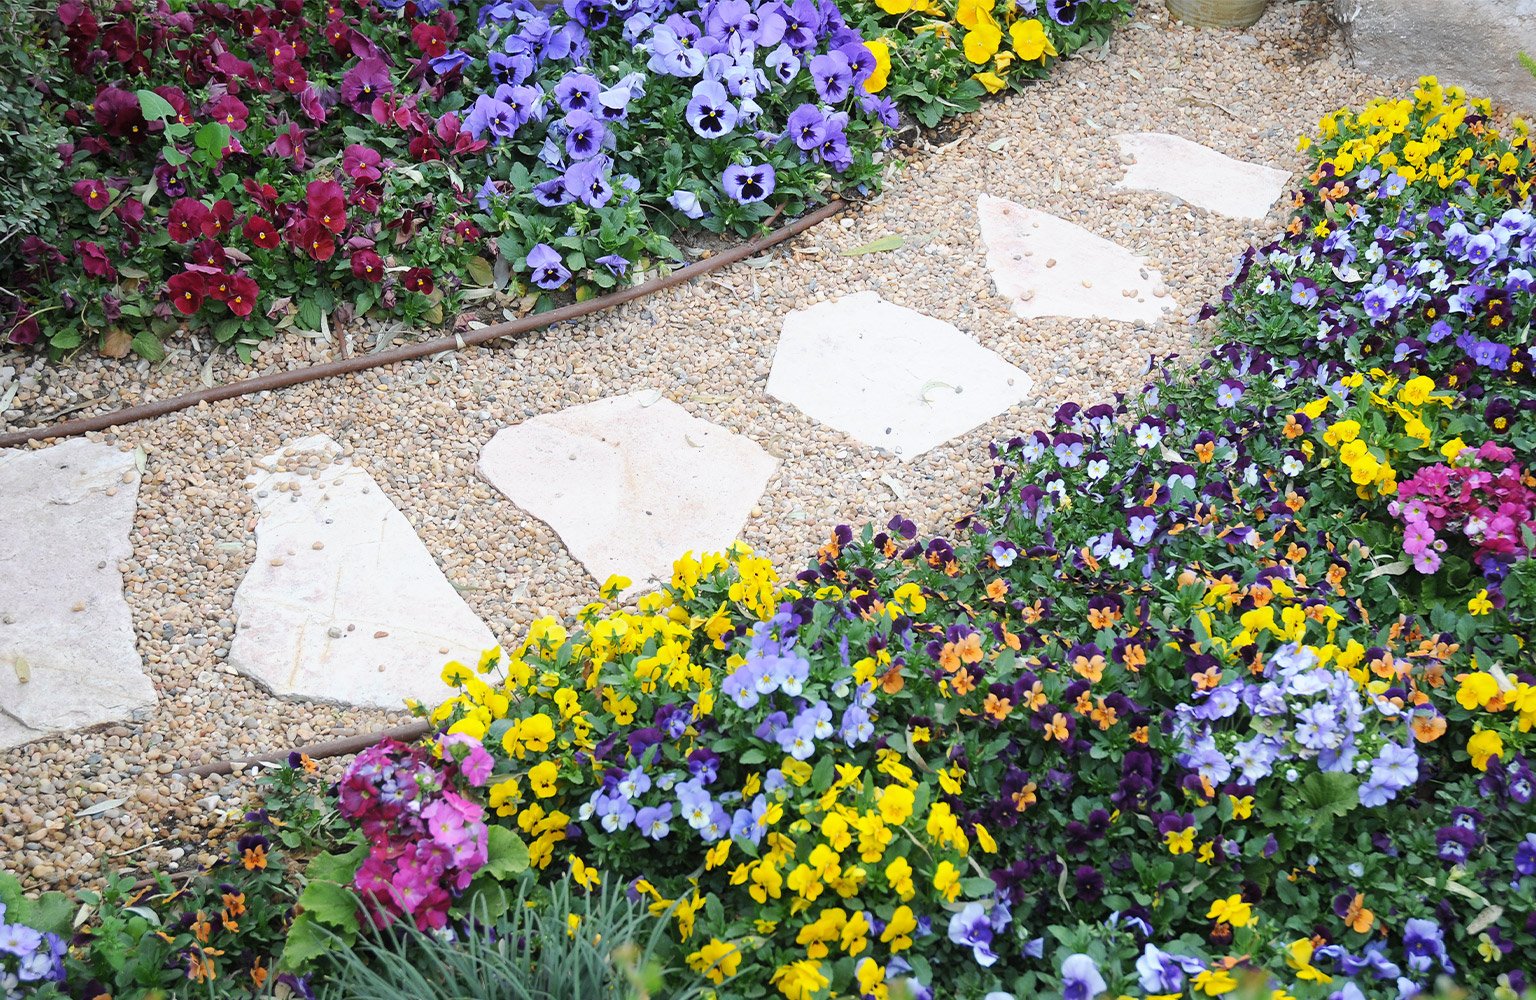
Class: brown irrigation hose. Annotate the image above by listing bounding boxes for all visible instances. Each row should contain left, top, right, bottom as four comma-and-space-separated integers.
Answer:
173, 720, 431, 777
0, 199, 847, 448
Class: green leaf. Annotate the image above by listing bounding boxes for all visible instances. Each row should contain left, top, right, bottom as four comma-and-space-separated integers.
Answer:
306, 845, 366, 886
130, 331, 165, 362
281, 912, 336, 969
738, 748, 767, 766
296, 879, 357, 931
460, 876, 511, 923
194, 122, 231, 157
465, 256, 495, 287
482, 826, 530, 880
1297, 772, 1359, 820
135, 89, 178, 122
840, 235, 904, 256
811, 755, 835, 793
161, 146, 188, 167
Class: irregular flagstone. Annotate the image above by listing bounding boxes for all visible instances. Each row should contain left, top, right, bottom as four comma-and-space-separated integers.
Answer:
1349, 0, 1536, 116
977, 194, 1176, 324
1113, 132, 1290, 220
229, 434, 496, 709
478, 393, 777, 587
0, 440, 154, 749
767, 291, 1033, 462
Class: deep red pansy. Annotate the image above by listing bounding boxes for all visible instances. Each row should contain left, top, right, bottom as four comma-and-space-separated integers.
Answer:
304, 179, 346, 233
72, 179, 109, 210
288, 218, 335, 262
167, 271, 205, 315
350, 248, 385, 283
403, 267, 434, 295
75, 241, 116, 281
225, 275, 260, 317
167, 198, 210, 244
243, 216, 280, 249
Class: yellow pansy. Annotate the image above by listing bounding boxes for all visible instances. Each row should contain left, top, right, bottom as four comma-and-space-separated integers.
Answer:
772, 960, 830, 1000
1009, 18, 1057, 61
1457, 671, 1501, 710
1207, 894, 1253, 927
528, 760, 559, 797
1468, 729, 1504, 770
973, 71, 1007, 94
863, 39, 891, 93
962, 17, 1002, 64
1468, 589, 1494, 615
687, 939, 742, 984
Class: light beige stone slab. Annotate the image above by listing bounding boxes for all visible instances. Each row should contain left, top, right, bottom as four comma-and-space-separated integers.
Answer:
1114, 132, 1290, 220
228, 435, 496, 709
478, 393, 777, 587
977, 194, 1176, 324
767, 291, 1032, 461
0, 440, 154, 749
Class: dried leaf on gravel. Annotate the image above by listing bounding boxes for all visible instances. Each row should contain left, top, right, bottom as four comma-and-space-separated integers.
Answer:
73, 798, 127, 819
841, 235, 905, 255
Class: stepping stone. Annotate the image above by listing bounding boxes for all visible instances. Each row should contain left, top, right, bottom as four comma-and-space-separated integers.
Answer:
229, 434, 496, 709
478, 392, 776, 587
1114, 132, 1290, 220
1348, 0, 1536, 116
767, 291, 1032, 462
977, 195, 1176, 324
0, 440, 155, 749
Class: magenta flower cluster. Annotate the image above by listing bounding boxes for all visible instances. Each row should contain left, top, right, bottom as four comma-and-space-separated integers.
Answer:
1392, 441, 1536, 576
337, 736, 491, 932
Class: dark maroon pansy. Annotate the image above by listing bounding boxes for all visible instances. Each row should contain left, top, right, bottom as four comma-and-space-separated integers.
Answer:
167, 271, 205, 315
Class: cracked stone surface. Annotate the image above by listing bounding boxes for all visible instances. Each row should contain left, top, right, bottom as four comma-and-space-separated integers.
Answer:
767, 291, 1033, 462
1114, 132, 1290, 220
478, 392, 777, 587
1348, 0, 1536, 116
977, 194, 1177, 324
0, 440, 155, 749
228, 434, 496, 708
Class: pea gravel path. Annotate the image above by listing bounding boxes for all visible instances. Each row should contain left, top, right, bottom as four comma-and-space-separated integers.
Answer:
1, 3, 1432, 889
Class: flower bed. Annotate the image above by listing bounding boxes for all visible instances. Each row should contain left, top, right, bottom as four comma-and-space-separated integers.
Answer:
4, 0, 1127, 362
6, 0, 897, 358
6, 78, 1536, 1000
840, 0, 1130, 125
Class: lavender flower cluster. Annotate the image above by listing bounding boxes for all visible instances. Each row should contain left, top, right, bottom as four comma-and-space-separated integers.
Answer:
0, 904, 66, 1000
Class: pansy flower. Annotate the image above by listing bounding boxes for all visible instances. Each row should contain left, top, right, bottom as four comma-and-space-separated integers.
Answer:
722, 162, 775, 204
526, 243, 571, 290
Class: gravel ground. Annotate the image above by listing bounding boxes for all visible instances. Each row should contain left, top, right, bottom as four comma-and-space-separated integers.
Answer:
2, 1, 1408, 891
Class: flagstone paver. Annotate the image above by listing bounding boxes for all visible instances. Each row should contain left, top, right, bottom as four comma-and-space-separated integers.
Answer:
478, 392, 778, 588
977, 194, 1177, 325
0, 440, 155, 749
1114, 132, 1290, 220
767, 291, 1033, 462
228, 434, 497, 708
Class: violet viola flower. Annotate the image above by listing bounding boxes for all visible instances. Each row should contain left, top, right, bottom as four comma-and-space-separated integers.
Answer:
553, 71, 601, 113
787, 103, 826, 150
563, 110, 607, 159
564, 156, 614, 208
340, 57, 392, 112
808, 51, 853, 103
1045, 0, 1081, 23
526, 243, 571, 289
685, 80, 738, 138
946, 903, 999, 967
781, 0, 822, 49
722, 162, 775, 203
669, 189, 706, 219
1061, 953, 1107, 1000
